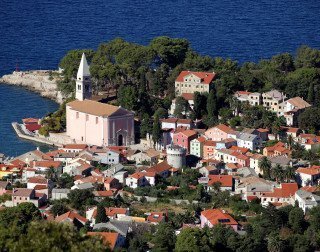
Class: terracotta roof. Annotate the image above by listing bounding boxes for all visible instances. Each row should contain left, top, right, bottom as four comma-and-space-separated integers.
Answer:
9, 159, 26, 167
104, 177, 117, 184
177, 118, 192, 124
93, 190, 114, 197
181, 93, 194, 100
215, 124, 236, 134
146, 161, 172, 174
236, 91, 251, 95
296, 166, 320, 176
12, 188, 33, 197
177, 129, 197, 138
201, 209, 238, 226
300, 186, 320, 193
22, 118, 39, 124
67, 100, 130, 117
27, 176, 48, 184
62, 144, 88, 150
286, 97, 311, 109
46, 149, 66, 158
287, 127, 300, 133
147, 212, 166, 223
25, 124, 41, 132
32, 161, 62, 169
176, 71, 216, 85
77, 176, 104, 184
204, 140, 217, 147
55, 211, 87, 224
161, 118, 178, 124
129, 171, 156, 179
92, 207, 127, 218
194, 136, 206, 143
229, 146, 249, 154
87, 232, 119, 250
208, 175, 233, 187
262, 183, 298, 198
34, 185, 48, 190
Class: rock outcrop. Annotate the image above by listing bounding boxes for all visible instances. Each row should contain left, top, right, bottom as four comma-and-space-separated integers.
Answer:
0, 70, 65, 104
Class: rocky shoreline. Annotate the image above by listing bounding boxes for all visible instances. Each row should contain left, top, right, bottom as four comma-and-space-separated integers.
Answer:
0, 70, 65, 104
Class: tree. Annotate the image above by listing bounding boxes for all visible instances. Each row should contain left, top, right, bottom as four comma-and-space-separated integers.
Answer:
152, 222, 176, 251
307, 82, 315, 104
175, 228, 203, 251
95, 204, 109, 224
284, 166, 296, 182
140, 113, 152, 138
67, 189, 95, 210
152, 115, 161, 147
259, 157, 272, 179
154, 107, 168, 119
289, 207, 305, 234
206, 89, 218, 126
295, 45, 320, 68
51, 201, 69, 217
267, 232, 285, 252
15, 221, 108, 251
298, 107, 320, 133
57, 173, 74, 188
193, 92, 207, 119
174, 96, 190, 118
272, 164, 284, 182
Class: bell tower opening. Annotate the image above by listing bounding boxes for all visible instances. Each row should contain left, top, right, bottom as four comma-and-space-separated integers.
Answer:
118, 134, 123, 146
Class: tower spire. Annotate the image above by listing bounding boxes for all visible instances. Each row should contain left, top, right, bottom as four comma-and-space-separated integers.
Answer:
75, 53, 92, 101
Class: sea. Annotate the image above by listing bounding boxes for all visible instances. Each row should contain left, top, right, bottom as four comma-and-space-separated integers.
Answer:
0, 0, 319, 157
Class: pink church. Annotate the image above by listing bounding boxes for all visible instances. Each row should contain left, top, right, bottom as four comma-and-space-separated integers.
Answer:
66, 53, 135, 147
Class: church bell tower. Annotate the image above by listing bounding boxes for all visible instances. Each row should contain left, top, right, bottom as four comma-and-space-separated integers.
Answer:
75, 53, 92, 101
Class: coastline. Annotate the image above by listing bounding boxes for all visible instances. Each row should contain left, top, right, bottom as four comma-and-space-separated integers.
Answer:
0, 70, 65, 104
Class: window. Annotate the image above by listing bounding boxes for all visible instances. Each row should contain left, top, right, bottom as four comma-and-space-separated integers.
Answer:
86, 114, 89, 121
78, 85, 81, 90
76, 112, 79, 119
96, 117, 98, 124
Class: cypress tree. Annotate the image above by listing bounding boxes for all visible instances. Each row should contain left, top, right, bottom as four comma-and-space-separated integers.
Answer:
152, 115, 161, 147
95, 204, 108, 224
307, 82, 315, 104
205, 89, 218, 126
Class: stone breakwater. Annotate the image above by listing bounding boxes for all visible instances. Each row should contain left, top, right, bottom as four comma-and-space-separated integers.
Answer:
0, 70, 65, 104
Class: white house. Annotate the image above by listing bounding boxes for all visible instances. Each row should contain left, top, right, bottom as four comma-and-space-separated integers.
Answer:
125, 172, 156, 188
296, 166, 320, 187
237, 133, 261, 151
295, 189, 320, 213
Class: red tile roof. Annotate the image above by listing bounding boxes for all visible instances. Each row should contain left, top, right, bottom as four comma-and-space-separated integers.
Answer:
22, 118, 39, 124
27, 176, 48, 184
62, 144, 88, 150
145, 161, 172, 174
201, 209, 238, 226
229, 146, 249, 154
215, 124, 236, 134
208, 175, 233, 187
262, 183, 298, 198
25, 124, 41, 132
300, 186, 320, 193
296, 166, 320, 176
147, 212, 166, 223
93, 190, 114, 197
87, 232, 119, 250
32, 161, 62, 169
176, 71, 216, 85
181, 93, 194, 101
55, 211, 87, 224
179, 129, 197, 138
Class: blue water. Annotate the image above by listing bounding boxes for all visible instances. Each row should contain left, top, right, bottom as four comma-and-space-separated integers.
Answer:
0, 0, 319, 156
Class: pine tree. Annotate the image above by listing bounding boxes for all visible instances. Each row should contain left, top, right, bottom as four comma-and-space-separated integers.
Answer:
95, 204, 108, 224
152, 115, 161, 147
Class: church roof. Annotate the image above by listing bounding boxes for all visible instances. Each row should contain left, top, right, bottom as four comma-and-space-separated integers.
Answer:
77, 53, 90, 79
67, 100, 132, 117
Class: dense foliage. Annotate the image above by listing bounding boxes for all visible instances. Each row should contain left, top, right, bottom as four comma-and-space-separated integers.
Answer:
58, 37, 320, 131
